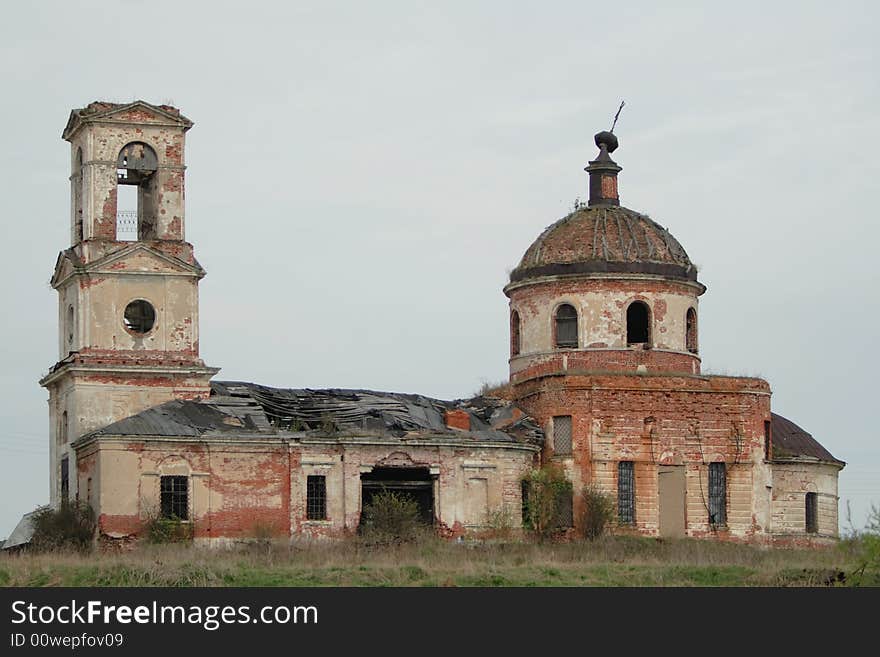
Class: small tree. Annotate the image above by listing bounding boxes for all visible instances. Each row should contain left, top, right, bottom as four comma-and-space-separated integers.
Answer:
580, 485, 615, 540
522, 464, 573, 539
29, 502, 96, 553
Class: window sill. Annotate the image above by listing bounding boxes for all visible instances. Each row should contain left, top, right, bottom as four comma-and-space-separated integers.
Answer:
302, 519, 331, 525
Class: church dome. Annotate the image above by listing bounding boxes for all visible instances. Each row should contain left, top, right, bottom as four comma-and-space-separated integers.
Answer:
509, 204, 699, 284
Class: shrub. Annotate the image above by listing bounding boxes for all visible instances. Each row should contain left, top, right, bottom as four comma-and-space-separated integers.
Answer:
580, 485, 615, 540
485, 506, 516, 539
144, 515, 193, 544
360, 490, 424, 544
849, 503, 880, 586
522, 464, 573, 539
29, 502, 96, 553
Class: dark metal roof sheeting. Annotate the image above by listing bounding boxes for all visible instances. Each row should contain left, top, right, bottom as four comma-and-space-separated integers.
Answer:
771, 413, 843, 464
86, 381, 544, 445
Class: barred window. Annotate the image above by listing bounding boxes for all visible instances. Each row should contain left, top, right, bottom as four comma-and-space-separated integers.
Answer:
556, 489, 573, 529
805, 492, 818, 534
618, 461, 635, 524
708, 462, 726, 526
553, 415, 572, 456
160, 475, 189, 520
555, 304, 578, 348
307, 475, 327, 520
60, 456, 69, 503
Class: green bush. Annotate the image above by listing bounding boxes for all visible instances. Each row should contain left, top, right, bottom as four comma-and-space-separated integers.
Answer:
29, 502, 96, 553
848, 503, 880, 586
580, 485, 615, 540
360, 490, 424, 544
144, 516, 193, 544
522, 464, 573, 539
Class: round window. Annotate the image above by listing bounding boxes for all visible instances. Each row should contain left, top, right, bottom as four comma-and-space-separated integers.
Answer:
123, 300, 156, 334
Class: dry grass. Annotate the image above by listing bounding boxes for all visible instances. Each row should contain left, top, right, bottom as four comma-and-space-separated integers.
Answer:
0, 535, 863, 587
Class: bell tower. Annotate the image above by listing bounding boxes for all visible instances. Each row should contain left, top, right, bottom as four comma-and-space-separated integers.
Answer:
41, 101, 219, 506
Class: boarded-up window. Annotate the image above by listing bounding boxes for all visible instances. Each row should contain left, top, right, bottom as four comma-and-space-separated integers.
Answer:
60, 456, 69, 503
60, 411, 68, 445
555, 304, 578, 348
618, 461, 635, 524
307, 475, 327, 520
708, 463, 726, 526
805, 492, 818, 533
553, 415, 572, 455
160, 475, 188, 520
510, 310, 521, 357
466, 477, 489, 526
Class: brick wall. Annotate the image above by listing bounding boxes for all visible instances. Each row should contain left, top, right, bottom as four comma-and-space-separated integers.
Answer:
514, 372, 774, 540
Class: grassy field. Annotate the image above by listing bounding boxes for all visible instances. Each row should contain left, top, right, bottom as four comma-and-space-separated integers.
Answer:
1, 535, 876, 587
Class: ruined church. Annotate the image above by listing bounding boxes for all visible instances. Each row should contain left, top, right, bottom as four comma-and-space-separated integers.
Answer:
41, 101, 843, 546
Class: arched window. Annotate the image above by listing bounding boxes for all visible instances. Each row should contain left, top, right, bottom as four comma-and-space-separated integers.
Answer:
554, 304, 578, 348
60, 410, 68, 445
686, 307, 698, 354
510, 310, 521, 357
626, 301, 651, 346
67, 305, 75, 351
116, 142, 158, 241
805, 492, 818, 533
74, 148, 84, 243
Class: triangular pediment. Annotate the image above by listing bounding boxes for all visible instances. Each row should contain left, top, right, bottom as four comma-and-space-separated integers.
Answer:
91, 243, 204, 276
51, 244, 203, 287
63, 101, 192, 140
49, 249, 83, 288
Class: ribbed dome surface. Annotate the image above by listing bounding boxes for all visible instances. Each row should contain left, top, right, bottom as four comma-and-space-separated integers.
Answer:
510, 205, 698, 284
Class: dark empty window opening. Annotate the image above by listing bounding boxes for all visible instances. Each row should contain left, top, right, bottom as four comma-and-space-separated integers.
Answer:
160, 475, 188, 520
805, 492, 818, 534
764, 420, 772, 461
307, 475, 327, 520
116, 142, 158, 241
627, 301, 651, 345
618, 461, 635, 524
708, 462, 727, 526
60, 456, 69, 503
686, 307, 698, 353
124, 299, 156, 334
360, 467, 435, 527
67, 305, 75, 349
553, 415, 572, 456
521, 479, 530, 527
555, 304, 578, 348
74, 148, 84, 243
510, 310, 521, 357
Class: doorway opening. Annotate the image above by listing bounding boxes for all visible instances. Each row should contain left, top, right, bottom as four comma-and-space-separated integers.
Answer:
360, 467, 435, 526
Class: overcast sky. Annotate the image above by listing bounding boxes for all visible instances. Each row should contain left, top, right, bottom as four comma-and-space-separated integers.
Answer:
1, 1, 877, 538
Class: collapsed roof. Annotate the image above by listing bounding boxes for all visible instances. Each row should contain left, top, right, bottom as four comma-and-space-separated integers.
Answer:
82, 381, 544, 445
